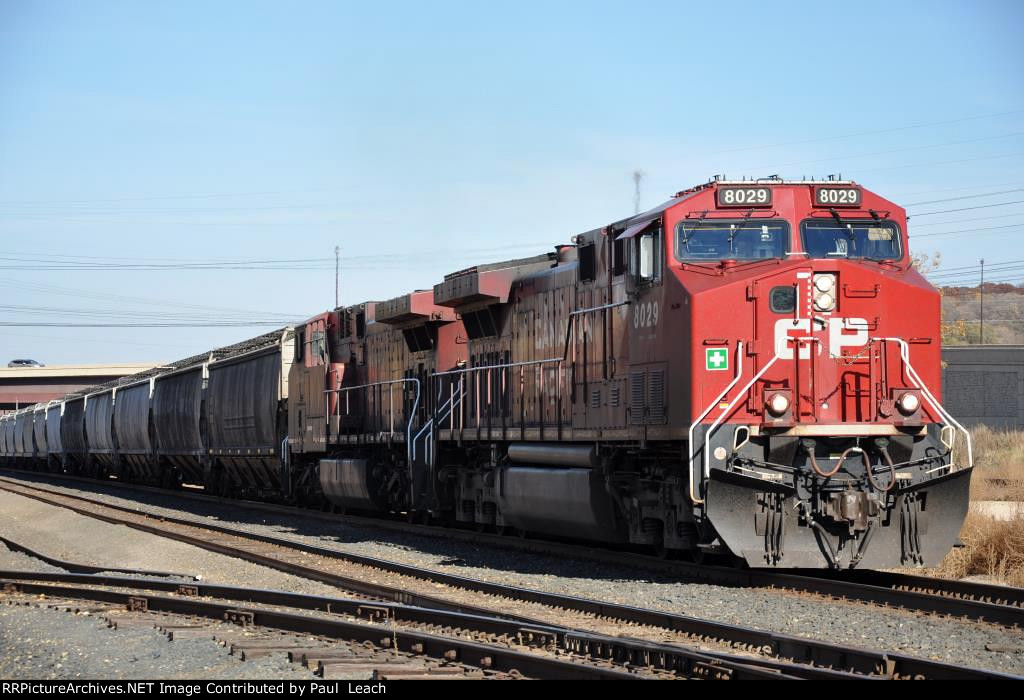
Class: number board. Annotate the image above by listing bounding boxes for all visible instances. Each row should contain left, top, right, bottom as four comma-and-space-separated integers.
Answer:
716, 187, 772, 207
814, 187, 862, 207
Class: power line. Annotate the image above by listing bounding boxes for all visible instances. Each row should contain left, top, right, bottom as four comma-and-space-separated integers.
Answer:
0, 188, 327, 207
0, 278, 303, 319
930, 267, 1024, 283
889, 181, 1024, 199
909, 200, 1024, 218
913, 222, 1024, 238
4, 203, 329, 218
0, 330, 199, 350
903, 187, 1024, 207
928, 258, 1024, 275
911, 211, 1024, 227
0, 242, 558, 272
931, 263, 1024, 278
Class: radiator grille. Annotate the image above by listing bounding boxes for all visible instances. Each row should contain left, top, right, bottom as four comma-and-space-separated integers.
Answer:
630, 370, 646, 425
648, 369, 666, 424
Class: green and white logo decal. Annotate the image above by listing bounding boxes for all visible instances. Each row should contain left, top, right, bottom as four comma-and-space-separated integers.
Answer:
705, 347, 728, 371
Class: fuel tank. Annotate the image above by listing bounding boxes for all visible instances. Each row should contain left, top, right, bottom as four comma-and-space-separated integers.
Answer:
320, 458, 387, 511
495, 465, 625, 541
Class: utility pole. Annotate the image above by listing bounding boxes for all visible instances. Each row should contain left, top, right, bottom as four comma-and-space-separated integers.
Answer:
632, 170, 644, 214
979, 258, 985, 344
335, 245, 340, 309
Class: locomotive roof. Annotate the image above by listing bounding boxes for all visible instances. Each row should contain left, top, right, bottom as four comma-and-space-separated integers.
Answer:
611, 178, 862, 231
442, 252, 556, 281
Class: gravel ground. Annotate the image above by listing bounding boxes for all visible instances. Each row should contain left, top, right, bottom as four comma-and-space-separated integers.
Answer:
0, 490, 342, 597
0, 546, 65, 575
0, 604, 316, 680
3, 473, 1024, 675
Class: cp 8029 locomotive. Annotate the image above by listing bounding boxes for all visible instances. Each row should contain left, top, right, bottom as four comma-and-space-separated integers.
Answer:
0, 179, 973, 569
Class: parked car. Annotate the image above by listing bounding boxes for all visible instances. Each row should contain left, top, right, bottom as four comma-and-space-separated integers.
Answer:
7, 359, 44, 368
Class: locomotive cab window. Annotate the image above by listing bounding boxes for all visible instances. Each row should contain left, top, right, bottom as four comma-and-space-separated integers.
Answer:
675, 220, 788, 261
612, 237, 626, 276
801, 219, 902, 260
629, 228, 663, 283
311, 326, 327, 365
577, 243, 596, 282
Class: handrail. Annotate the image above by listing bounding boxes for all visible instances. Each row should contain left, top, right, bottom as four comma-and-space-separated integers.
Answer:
323, 301, 631, 471
692, 336, 819, 503
426, 299, 630, 452
324, 378, 421, 468
702, 352, 784, 480
411, 375, 464, 466
872, 337, 973, 468
688, 342, 744, 505
689, 335, 969, 506
432, 299, 632, 379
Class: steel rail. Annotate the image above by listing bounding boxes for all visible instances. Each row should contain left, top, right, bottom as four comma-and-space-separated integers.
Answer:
0, 475, 1017, 679
0, 534, 196, 580
3, 475, 1022, 628
0, 573, 810, 680
3, 469, 1022, 612
0, 479, 514, 621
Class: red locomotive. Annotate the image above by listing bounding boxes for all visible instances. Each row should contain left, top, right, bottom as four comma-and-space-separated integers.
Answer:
0, 178, 973, 569
284, 178, 972, 569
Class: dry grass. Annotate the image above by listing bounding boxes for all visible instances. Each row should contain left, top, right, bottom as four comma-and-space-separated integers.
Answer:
935, 512, 1024, 587
894, 427, 1024, 585
956, 426, 1024, 502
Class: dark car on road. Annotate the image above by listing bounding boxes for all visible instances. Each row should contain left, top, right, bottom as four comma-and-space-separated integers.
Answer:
7, 359, 44, 368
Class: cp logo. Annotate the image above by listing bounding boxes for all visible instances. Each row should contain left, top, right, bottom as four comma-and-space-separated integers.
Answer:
774, 318, 868, 359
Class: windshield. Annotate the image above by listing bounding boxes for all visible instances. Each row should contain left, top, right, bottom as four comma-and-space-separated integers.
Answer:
801, 219, 902, 260
675, 220, 788, 261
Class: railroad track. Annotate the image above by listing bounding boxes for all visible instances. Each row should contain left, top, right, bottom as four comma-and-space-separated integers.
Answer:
0, 475, 1018, 680
0, 574, 640, 680
0, 569, 865, 680
1, 472, 1022, 626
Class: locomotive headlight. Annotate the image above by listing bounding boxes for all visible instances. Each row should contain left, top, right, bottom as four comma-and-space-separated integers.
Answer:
897, 392, 920, 415
812, 274, 837, 311
766, 392, 791, 417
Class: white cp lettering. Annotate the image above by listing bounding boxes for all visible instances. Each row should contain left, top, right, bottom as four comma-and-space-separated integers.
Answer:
828, 317, 869, 358
774, 317, 869, 359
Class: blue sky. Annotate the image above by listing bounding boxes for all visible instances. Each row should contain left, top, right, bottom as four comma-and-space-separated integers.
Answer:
1, 1, 1022, 363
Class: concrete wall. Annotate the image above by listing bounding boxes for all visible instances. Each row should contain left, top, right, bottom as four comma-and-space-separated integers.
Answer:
942, 345, 1024, 428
